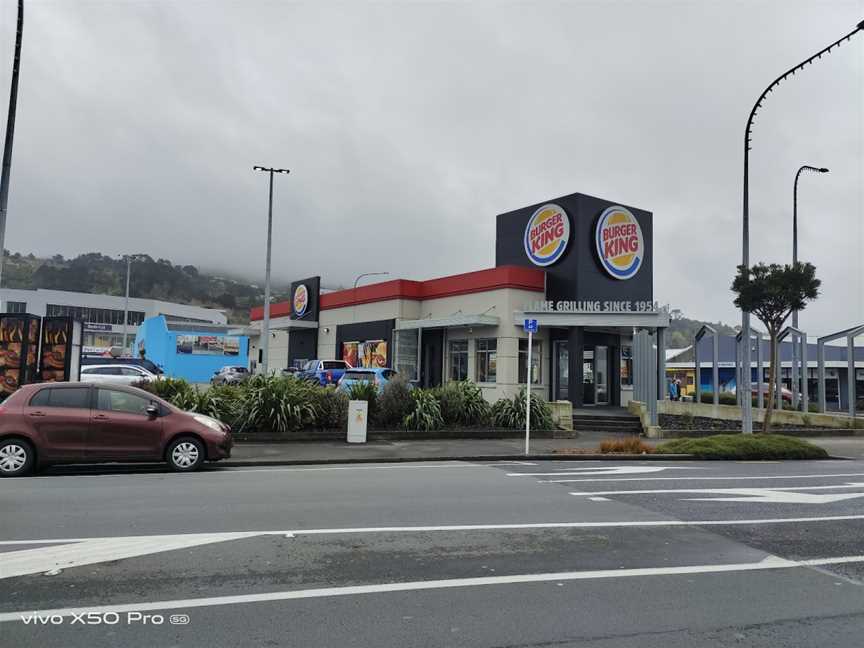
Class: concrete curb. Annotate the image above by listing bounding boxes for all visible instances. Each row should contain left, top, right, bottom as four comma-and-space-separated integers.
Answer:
218, 453, 698, 467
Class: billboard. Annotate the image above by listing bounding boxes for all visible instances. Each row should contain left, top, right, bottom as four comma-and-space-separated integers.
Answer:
0, 314, 41, 396
39, 317, 83, 383
176, 335, 241, 356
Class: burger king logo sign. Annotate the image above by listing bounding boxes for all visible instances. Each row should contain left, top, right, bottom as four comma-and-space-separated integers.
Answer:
524, 204, 570, 267
293, 284, 309, 317
595, 206, 644, 280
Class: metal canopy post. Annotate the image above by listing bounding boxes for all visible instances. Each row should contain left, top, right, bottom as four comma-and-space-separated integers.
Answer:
778, 326, 806, 412
848, 336, 855, 418
816, 324, 864, 416
800, 334, 809, 413
818, 339, 826, 413
657, 327, 666, 400
695, 325, 718, 405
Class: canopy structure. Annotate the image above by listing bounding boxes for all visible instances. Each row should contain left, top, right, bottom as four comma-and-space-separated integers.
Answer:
694, 324, 719, 405
818, 324, 864, 416
777, 326, 807, 411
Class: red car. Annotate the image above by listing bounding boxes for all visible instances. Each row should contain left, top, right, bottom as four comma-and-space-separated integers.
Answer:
0, 382, 232, 477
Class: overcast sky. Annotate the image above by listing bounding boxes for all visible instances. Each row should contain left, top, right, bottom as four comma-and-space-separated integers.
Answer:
0, 0, 861, 335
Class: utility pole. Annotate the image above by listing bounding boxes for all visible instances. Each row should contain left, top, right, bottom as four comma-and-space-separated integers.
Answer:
0, 0, 24, 309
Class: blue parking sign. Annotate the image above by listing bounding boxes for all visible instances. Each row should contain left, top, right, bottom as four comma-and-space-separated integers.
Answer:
524, 319, 538, 333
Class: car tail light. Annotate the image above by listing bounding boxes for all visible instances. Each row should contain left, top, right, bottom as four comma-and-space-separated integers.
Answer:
0, 405, 7, 415
326, 370, 333, 383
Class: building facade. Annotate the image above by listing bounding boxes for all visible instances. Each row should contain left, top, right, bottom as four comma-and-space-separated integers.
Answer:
250, 192, 669, 407
0, 288, 228, 353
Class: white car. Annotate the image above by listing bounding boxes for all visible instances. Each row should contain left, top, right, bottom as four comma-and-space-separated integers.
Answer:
79, 364, 159, 385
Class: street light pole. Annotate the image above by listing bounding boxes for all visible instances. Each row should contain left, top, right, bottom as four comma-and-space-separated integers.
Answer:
122, 255, 131, 351
253, 165, 290, 377
0, 0, 24, 308
352, 272, 390, 322
740, 19, 863, 434
792, 165, 829, 329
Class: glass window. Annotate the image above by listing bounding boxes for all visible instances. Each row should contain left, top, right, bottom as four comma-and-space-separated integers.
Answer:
5, 301, 26, 314
29, 389, 50, 407
448, 340, 468, 381
620, 346, 633, 386
476, 338, 497, 383
119, 367, 145, 376
393, 329, 418, 381
518, 339, 542, 384
47, 388, 91, 409
323, 361, 346, 370
96, 389, 152, 415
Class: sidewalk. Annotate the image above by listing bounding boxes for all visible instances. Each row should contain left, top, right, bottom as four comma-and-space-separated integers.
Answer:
224, 433, 864, 466
226, 434, 617, 466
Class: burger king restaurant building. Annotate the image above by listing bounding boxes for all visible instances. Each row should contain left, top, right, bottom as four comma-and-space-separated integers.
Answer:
249, 191, 669, 408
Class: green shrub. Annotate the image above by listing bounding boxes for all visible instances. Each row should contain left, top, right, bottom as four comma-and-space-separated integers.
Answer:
311, 386, 348, 429
194, 384, 242, 425
491, 391, 554, 430
236, 375, 318, 433
378, 376, 414, 427
346, 381, 379, 423
403, 389, 444, 431
139, 376, 196, 403
655, 434, 828, 460
437, 381, 491, 426
699, 391, 737, 405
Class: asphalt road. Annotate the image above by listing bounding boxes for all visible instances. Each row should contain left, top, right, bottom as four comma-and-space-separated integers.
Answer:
4, 459, 864, 647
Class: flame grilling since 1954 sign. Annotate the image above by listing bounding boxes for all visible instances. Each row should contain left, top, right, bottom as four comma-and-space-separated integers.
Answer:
524, 204, 570, 267
595, 205, 644, 280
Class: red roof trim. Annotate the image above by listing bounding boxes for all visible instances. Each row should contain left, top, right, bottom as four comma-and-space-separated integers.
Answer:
250, 266, 544, 320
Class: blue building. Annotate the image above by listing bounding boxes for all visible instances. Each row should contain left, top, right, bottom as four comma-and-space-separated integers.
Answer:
666, 334, 864, 411
134, 316, 249, 383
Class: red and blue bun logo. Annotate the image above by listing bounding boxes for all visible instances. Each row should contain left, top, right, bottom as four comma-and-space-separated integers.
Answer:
524, 204, 570, 267
595, 206, 644, 280
293, 284, 309, 317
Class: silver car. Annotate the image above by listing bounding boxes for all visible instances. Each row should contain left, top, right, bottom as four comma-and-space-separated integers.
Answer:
79, 364, 159, 385
211, 365, 250, 385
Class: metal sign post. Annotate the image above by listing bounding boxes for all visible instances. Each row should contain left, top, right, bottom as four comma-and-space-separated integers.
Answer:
524, 319, 538, 456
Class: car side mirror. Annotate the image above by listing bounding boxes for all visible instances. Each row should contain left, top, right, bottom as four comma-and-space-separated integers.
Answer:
146, 405, 159, 419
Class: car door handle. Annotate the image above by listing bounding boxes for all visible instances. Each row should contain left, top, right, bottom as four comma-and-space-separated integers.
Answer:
93, 414, 110, 421
29, 411, 46, 417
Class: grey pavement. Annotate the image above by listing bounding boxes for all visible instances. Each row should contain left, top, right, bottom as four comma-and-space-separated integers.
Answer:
4, 459, 864, 647
219, 433, 864, 464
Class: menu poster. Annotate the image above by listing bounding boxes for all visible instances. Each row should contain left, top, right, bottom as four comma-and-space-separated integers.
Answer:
342, 342, 359, 368
359, 341, 387, 368
39, 317, 82, 383
0, 314, 41, 396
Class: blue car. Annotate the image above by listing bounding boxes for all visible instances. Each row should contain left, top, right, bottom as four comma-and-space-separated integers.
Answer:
337, 367, 401, 394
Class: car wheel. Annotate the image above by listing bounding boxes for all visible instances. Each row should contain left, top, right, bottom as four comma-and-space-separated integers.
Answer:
0, 438, 34, 477
166, 437, 205, 472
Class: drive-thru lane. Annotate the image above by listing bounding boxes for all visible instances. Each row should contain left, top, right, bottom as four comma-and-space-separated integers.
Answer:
3, 459, 864, 647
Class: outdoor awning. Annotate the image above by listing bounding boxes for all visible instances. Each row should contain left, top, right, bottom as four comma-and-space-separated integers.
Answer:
246, 316, 319, 335
395, 314, 500, 330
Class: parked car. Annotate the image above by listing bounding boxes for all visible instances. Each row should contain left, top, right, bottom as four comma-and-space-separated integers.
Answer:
82, 356, 164, 375
297, 359, 352, 386
0, 382, 232, 476
211, 366, 250, 385
80, 364, 160, 386
337, 368, 400, 394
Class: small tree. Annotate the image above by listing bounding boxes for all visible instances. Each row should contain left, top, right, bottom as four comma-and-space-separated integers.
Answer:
732, 262, 820, 433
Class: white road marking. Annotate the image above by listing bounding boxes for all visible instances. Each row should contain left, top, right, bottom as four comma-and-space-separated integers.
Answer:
7, 513, 864, 569
543, 472, 864, 483
508, 466, 704, 477
5, 554, 864, 623
588, 496, 610, 502
570, 484, 864, 504
0, 533, 260, 580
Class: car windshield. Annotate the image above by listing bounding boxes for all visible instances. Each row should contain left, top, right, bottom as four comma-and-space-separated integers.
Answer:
343, 371, 374, 382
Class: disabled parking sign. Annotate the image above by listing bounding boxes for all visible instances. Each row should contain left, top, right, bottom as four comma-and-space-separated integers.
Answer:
524, 319, 538, 333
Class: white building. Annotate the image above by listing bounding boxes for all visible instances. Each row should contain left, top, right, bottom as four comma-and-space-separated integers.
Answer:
0, 288, 227, 353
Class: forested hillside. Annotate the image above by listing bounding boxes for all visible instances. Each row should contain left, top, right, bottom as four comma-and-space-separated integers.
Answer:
1, 251, 291, 323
